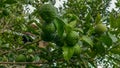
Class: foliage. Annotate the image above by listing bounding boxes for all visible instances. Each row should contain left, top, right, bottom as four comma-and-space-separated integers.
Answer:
0, 0, 120, 68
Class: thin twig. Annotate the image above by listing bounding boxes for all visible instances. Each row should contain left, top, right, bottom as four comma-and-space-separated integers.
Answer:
0, 62, 46, 64
0, 39, 41, 55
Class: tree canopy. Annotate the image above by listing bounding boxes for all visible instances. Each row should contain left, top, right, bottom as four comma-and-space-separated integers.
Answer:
0, 0, 120, 68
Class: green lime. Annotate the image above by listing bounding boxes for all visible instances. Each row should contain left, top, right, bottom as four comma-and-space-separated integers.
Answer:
65, 31, 79, 46
15, 54, 26, 62
39, 4, 57, 23
95, 24, 107, 34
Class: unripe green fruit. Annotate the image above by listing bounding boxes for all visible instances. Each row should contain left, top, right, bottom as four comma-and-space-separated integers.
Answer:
39, 4, 57, 23
41, 32, 55, 41
42, 23, 56, 34
15, 54, 26, 62
66, 31, 79, 46
28, 49, 33, 53
41, 23, 56, 41
95, 24, 107, 34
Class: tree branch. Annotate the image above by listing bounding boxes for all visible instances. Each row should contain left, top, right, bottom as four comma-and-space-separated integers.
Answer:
0, 62, 47, 64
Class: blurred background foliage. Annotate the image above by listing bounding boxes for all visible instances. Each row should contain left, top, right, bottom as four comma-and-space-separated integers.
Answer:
0, 0, 120, 68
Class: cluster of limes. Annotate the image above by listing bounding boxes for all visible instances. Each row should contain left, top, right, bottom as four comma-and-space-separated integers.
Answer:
39, 4, 57, 42
39, 4, 82, 55
39, 4, 107, 56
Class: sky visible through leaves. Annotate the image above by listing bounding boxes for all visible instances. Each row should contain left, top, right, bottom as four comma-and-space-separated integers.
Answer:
25, 0, 117, 14
55, 0, 118, 11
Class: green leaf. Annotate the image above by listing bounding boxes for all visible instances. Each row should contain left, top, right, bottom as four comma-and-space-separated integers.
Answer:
1, 44, 10, 49
5, 0, 17, 4
74, 28, 84, 33
110, 14, 117, 28
95, 13, 101, 24
85, 12, 92, 23
65, 24, 73, 34
54, 17, 65, 37
116, 18, 120, 28
100, 35, 112, 47
62, 45, 74, 62
111, 48, 120, 54
108, 32, 118, 43
21, 24, 27, 31
94, 42, 105, 55
82, 36, 93, 47
73, 44, 81, 55
66, 13, 78, 21
66, 14, 78, 28
68, 20, 77, 28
